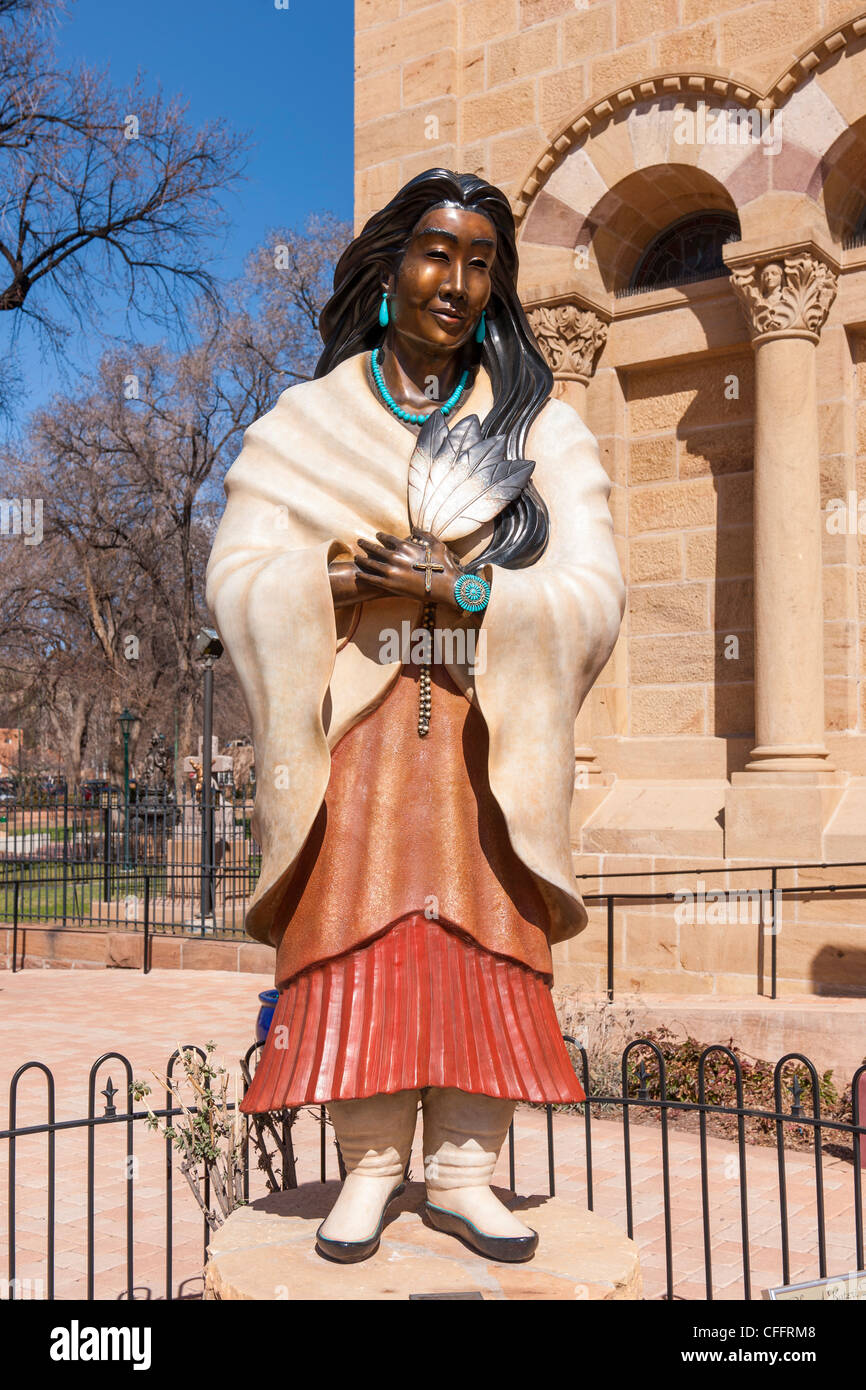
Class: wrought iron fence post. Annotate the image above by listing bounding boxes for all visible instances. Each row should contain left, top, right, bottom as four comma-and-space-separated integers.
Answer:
771, 865, 778, 1000
853, 1063, 865, 1272
86, 1051, 135, 1300
546, 1104, 555, 1197
61, 783, 69, 929
201, 660, 215, 926
697, 1045, 751, 1302
143, 875, 150, 975
12, 877, 19, 974
607, 895, 614, 1002
102, 803, 110, 903
8, 1061, 56, 1300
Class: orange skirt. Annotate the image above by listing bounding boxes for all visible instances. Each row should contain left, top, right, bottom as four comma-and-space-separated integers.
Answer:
242, 650, 585, 1112
241, 913, 585, 1108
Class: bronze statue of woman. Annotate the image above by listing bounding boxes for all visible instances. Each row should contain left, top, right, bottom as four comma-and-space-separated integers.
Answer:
206, 169, 625, 1263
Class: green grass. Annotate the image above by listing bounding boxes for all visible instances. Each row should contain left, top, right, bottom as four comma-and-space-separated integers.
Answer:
0, 859, 262, 925
1, 864, 170, 922
1, 872, 98, 921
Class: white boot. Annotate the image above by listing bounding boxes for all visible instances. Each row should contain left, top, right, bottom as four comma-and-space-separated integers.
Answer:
422, 1087, 536, 1249
318, 1090, 419, 1251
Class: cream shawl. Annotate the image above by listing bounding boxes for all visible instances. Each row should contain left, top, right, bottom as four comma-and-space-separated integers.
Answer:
205, 351, 625, 950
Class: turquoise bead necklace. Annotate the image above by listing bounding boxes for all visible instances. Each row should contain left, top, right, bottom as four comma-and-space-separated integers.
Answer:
371, 347, 469, 426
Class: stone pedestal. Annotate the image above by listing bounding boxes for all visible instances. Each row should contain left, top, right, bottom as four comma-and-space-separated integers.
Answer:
204, 1181, 642, 1301
725, 767, 848, 859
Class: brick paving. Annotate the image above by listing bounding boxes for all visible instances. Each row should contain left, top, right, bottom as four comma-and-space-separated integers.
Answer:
0, 968, 861, 1301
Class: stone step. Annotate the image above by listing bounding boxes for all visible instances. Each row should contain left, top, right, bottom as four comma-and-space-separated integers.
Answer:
578, 780, 727, 857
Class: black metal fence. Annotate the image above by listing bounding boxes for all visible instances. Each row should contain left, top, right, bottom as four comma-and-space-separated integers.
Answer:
576, 860, 866, 1001
1, 788, 865, 1001
4, 849, 866, 1008
2, 1039, 864, 1301
0, 787, 260, 939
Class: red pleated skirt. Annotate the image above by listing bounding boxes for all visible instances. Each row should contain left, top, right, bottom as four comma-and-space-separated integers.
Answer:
241, 913, 586, 1109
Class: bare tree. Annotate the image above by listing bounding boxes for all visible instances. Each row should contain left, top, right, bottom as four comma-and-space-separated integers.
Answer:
0, 217, 350, 779
0, 448, 156, 781
0, 2, 38, 19
225, 214, 350, 390
0, 1, 247, 391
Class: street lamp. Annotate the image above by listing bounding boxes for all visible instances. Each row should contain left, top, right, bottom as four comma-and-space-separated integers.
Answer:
118, 708, 138, 867
194, 627, 223, 927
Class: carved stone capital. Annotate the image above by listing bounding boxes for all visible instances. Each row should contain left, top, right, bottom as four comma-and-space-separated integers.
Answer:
526, 302, 609, 382
729, 253, 837, 344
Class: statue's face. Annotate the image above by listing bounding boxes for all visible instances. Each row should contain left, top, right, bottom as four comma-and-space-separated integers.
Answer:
385, 204, 496, 354
761, 262, 783, 295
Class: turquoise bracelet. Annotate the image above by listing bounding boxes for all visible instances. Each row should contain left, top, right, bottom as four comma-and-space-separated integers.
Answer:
454, 572, 491, 612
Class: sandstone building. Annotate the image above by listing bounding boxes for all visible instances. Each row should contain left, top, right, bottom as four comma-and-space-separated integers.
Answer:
354, 1, 866, 1001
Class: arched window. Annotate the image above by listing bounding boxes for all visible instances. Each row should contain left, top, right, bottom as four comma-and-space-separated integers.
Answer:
628, 211, 741, 292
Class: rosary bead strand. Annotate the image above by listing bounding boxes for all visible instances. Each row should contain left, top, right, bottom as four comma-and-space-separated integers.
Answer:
417, 601, 436, 738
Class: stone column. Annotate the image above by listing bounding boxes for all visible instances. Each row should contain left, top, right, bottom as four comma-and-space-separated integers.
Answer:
527, 301, 610, 782
723, 240, 845, 858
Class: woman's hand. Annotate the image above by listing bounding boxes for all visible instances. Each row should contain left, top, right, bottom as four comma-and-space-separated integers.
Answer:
354, 530, 465, 610
328, 560, 392, 609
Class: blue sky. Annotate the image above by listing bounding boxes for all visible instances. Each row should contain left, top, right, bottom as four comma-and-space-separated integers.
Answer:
7, 0, 354, 419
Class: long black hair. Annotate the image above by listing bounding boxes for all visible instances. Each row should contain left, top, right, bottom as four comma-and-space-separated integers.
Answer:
315, 169, 553, 569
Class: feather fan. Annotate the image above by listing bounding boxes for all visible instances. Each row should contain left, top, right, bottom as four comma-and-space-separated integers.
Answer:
407, 411, 535, 542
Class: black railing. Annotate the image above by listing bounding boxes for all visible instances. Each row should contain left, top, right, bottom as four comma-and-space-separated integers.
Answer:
576, 859, 866, 1001
2, 1040, 864, 1301
2, 791, 865, 1001
4, 866, 257, 968
0, 786, 260, 941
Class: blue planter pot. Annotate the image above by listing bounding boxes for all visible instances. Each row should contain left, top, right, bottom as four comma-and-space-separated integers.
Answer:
255, 988, 280, 1044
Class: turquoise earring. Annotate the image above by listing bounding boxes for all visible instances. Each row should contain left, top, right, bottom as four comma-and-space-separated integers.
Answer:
379, 292, 390, 328
475, 310, 486, 344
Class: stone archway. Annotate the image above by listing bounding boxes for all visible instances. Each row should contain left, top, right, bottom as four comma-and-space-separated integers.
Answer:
511, 18, 866, 301
512, 18, 866, 866
819, 114, 866, 243
525, 160, 741, 296
511, 16, 866, 228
